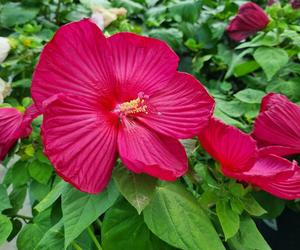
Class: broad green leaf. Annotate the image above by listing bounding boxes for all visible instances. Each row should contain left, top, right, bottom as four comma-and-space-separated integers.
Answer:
216, 199, 240, 240
149, 28, 183, 50
35, 220, 64, 250
34, 180, 67, 213
234, 89, 265, 104
168, 0, 201, 23
144, 182, 225, 250
28, 161, 52, 184
0, 214, 13, 245
216, 99, 245, 118
236, 32, 279, 49
0, 3, 39, 27
266, 78, 300, 101
11, 161, 30, 188
253, 192, 285, 219
225, 48, 253, 79
241, 195, 266, 217
0, 184, 12, 212
113, 166, 157, 214
228, 215, 271, 250
102, 199, 175, 250
17, 224, 44, 250
62, 181, 119, 248
254, 47, 289, 81
8, 186, 27, 214
113, 0, 144, 14
214, 108, 246, 129
233, 60, 260, 77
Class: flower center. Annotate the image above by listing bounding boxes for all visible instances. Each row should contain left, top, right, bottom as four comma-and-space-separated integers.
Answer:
114, 92, 149, 117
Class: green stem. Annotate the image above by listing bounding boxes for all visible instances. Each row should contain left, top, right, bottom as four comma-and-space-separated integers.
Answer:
71, 241, 83, 250
87, 226, 103, 250
96, 219, 102, 229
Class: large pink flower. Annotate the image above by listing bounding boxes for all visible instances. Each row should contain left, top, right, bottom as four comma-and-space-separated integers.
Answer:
226, 2, 269, 41
31, 19, 215, 194
0, 104, 39, 160
252, 93, 300, 156
198, 118, 300, 200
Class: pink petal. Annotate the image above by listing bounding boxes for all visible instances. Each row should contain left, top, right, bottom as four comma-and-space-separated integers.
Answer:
137, 72, 214, 139
41, 94, 118, 194
118, 119, 188, 181
226, 2, 269, 41
107, 32, 179, 100
19, 104, 41, 138
198, 118, 257, 173
259, 93, 289, 112
240, 155, 300, 200
253, 94, 300, 156
31, 19, 115, 111
0, 108, 23, 160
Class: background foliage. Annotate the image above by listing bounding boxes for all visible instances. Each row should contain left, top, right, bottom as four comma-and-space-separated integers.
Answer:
0, 0, 300, 249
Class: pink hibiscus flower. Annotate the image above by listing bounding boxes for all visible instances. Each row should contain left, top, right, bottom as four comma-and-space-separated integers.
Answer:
226, 2, 269, 42
198, 118, 300, 200
0, 104, 39, 160
252, 93, 300, 156
291, 0, 300, 9
31, 19, 215, 194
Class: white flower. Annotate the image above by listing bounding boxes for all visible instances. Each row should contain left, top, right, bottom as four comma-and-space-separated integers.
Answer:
91, 6, 127, 30
0, 37, 11, 63
0, 78, 12, 104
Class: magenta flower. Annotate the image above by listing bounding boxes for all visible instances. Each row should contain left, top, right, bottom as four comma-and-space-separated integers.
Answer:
226, 2, 269, 41
291, 0, 300, 9
31, 19, 215, 194
0, 105, 39, 160
253, 93, 300, 156
198, 118, 300, 200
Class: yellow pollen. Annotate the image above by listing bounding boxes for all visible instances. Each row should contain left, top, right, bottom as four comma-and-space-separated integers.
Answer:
119, 97, 148, 115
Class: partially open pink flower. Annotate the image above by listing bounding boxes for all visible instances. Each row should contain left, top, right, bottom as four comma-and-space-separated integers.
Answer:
31, 19, 215, 194
291, 0, 300, 9
198, 118, 300, 200
252, 93, 300, 156
0, 104, 39, 160
226, 2, 269, 41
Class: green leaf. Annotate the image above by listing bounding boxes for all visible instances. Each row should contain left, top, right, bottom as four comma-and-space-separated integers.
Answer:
234, 89, 265, 104
236, 32, 279, 49
0, 214, 13, 245
0, 3, 39, 28
233, 60, 260, 77
17, 224, 44, 250
28, 160, 52, 184
241, 195, 266, 217
143, 182, 225, 250
253, 192, 285, 219
113, 166, 157, 214
228, 215, 271, 250
35, 220, 64, 250
254, 47, 289, 81
149, 28, 183, 50
216, 199, 240, 240
11, 161, 30, 188
0, 185, 12, 212
62, 181, 119, 248
168, 0, 201, 23
34, 180, 67, 213
102, 199, 174, 250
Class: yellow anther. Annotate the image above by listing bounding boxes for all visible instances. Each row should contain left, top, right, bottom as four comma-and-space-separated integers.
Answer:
119, 97, 148, 115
